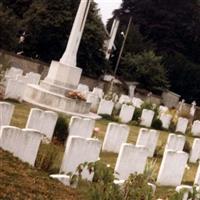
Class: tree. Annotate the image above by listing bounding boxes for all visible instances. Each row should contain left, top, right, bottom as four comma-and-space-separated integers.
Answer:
112, 0, 200, 102
0, 3, 18, 51
1, 0, 32, 18
119, 51, 169, 90
0, 0, 108, 78
164, 52, 200, 103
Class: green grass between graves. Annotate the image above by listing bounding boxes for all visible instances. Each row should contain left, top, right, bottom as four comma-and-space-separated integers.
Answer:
0, 100, 199, 199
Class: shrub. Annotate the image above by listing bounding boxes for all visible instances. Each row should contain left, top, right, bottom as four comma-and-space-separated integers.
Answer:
53, 116, 69, 144
100, 114, 119, 122
141, 102, 155, 110
151, 118, 163, 130
132, 107, 142, 121
70, 161, 154, 200
183, 140, 191, 153
35, 144, 61, 173
169, 121, 176, 132
154, 141, 166, 158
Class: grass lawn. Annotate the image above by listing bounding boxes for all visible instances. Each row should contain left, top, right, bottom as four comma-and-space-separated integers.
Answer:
0, 100, 199, 199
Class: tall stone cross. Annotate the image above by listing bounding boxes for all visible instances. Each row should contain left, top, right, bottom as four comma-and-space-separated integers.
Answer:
105, 18, 120, 60
60, 0, 91, 67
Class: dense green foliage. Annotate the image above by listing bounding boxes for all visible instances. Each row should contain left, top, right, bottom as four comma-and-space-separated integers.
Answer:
111, 0, 200, 103
0, 0, 108, 77
120, 51, 169, 90
54, 115, 69, 144
72, 161, 154, 200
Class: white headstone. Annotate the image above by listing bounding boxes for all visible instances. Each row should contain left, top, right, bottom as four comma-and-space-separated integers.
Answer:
115, 144, 148, 180
191, 120, 200, 137
129, 85, 136, 98
132, 97, 144, 108
194, 162, 200, 185
0, 102, 14, 126
119, 104, 135, 123
5, 67, 23, 81
159, 106, 169, 114
77, 84, 89, 93
140, 109, 155, 127
16, 75, 29, 83
136, 128, 160, 157
176, 185, 193, 200
97, 99, 114, 116
102, 123, 130, 153
4, 79, 27, 102
189, 139, 200, 163
92, 87, 104, 99
164, 134, 185, 153
119, 95, 131, 104
86, 93, 100, 113
69, 116, 95, 138
157, 150, 188, 186
176, 117, 189, 134
0, 126, 43, 166
159, 113, 172, 129
26, 108, 58, 141
26, 72, 41, 85
60, 136, 102, 181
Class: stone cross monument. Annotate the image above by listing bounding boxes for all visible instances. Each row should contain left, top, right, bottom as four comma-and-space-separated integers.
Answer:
23, 0, 100, 118
60, 0, 91, 67
41, 0, 92, 93
105, 18, 120, 60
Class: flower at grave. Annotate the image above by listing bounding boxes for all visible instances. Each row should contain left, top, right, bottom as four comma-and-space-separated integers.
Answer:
94, 127, 100, 133
185, 164, 190, 170
66, 91, 86, 101
97, 157, 101, 161
107, 164, 110, 168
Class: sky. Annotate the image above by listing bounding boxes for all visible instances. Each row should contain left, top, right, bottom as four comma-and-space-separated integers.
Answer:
94, 0, 122, 24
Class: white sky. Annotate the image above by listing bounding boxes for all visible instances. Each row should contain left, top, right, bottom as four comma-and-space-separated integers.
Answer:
94, 0, 122, 24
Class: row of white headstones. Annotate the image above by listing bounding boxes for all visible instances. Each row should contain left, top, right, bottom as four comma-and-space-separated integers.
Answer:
1, 102, 200, 192
3, 68, 199, 137
75, 85, 200, 137
3, 67, 41, 102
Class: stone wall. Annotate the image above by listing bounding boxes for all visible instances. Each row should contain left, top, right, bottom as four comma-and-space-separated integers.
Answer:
0, 50, 182, 106
0, 49, 48, 78
161, 91, 180, 108
0, 49, 105, 88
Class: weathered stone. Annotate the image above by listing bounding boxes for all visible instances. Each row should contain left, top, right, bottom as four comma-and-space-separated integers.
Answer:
69, 116, 95, 138
0, 126, 43, 166
164, 133, 185, 153
159, 113, 172, 129
136, 128, 160, 157
115, 144, 148, 180
132, 97, 144, 108
140, 109, 155, 127
191, 120, 200, 137
119, 104, 135, 123
60, 136, 101, 181
26, 108, 58, 141
189, 139, 200, 163
102, 123, 130, 153
176, 117, 189, 134
157, 150, 188, 186
0, 102, 14, 126
97, 99, 114, 116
